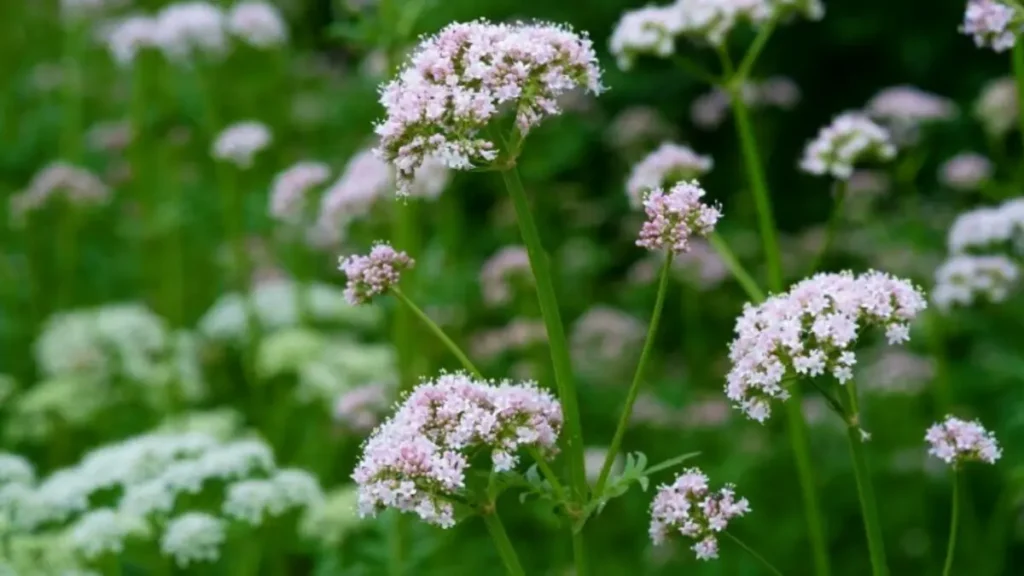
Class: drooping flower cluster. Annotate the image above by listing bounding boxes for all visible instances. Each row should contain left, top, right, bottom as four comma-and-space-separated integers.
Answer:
352, 372, 562, 527
691, 77, 800, 130
960, 0, 1020, 52
269, 161, 331, 224
799, 112, 897, 179
726, 271, 928, 422
211, 121, 272, 168
649, 467, 750, 560
338, 242, 415, 305
226, 1, 287, 49
373, 20, 604, 193
932, 254, 1020, 311
926, 415, 1002, 465
9, 162, 110, 222
865, 85, 957, 145
636, 180, 721, 254
946, 198, 1024, 254
480, 245, 533, 306
939, 152, 993, 191
626, 142, 713, 207
974, 77, 1018, 137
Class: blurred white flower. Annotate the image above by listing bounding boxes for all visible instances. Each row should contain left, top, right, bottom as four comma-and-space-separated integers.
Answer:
211, 121, 272, 168
9, 162, 110, 224
939, 153, 993, 191
974, 76, 1018, 137
161, 512, 226, 567
480, 246, 532, 307
227, 1, 288, 48
155, 2, 227, 60
626, 142, 713, 207
104, 16, 161, 66
300, 485, 364, 547
69, 508, 150, 559
932, 254, 1019, 310
269, 161, 331, 224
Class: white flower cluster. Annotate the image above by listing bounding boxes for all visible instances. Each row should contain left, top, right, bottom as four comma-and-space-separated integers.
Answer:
610, 0, 823, 68
932, 254, 1019, 311
649, 467, 750, 560
374, 20, 604, 193
726, 271, 928, 422
222, 469, 323, 525
154, 2, 229, 60
939, 152, 993, 192
974, 77, 1018, 137
226, 1, 288, 49
269, 161, 331, 224
625, 142, 713, 207
353, 372, 562, 527
480, 246, 532, 306
865, 85, 957, 146
799, 112, 897, 179
946, 198, 1024, 255
691, 77, 800, 129
926, 415, 1002, 466
636, 180, 722, 254
161, 512, 226, 567
961, 0, 1020, 52
211, 121, 272, 168
9, 162, 110, 223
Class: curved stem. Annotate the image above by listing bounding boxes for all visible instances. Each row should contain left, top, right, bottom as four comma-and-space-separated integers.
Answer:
725, 532, 785, 576
482, 510, 526, 576
942, 471, 961, 576
708, 232, 766, 302
390, 287, 482, 379
593, 254, 673, 496
735, 17, 777, 82
843, 381, 889, 576
806, 181, 847, 276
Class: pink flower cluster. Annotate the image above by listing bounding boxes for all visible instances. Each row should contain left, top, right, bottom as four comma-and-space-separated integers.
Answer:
269, 161, 331, 224
626, 142, 713, 207
373, 20, 604, 194
352, 372, 563, 527
334, 383, 391, 432
480, 246, 532, 306
338, 242, 414, 305
649, 467, 750, 560
636, 180, 721, 254
926, 415, 1002, 466
961, 0, 1018, 52
799, 112, 896, 179
939, 152, 993, 191
10, 162, 110, 222
726, 271, 928, 422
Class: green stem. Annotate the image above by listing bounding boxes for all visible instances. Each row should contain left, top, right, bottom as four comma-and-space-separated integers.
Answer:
843, 381, 888, 576
942, 471, 960, 576
735, 17, 777, 82
806, 181, 847, 276
482, 510, 526, 576
392, 200, 419, 391
1013, 43, 1024, 159
388, 511, 404, 576
594, 254, 673, 496
670, 54, 719, 84
528, 447, 566, 502
56, 206, 79, 310
725, 532, 785, 576
391, 287, 482, 379
708, 232, 766, 302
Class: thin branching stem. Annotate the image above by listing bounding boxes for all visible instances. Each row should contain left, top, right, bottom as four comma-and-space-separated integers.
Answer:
942, 470, 961, 576
725, 532, 785, 576
708, 232, 766, 302
806, 180, 847, 276
390, 287, 483, 379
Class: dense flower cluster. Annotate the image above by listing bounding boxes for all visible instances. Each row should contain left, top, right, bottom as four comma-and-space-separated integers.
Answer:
352, 372, 562, 527
974, 77, 1018, 137
961, 0, 1019, 52
161, 512, 226, 567
373, 20, 604, 193
226, 1, 287, 48
932, 254, 1019, 310
939, 152, 993, 191
338, 242, 414, 305
946, 198, 1024, 254
269, 161, 331, 224
926, 415, 1002, 465
691, 77, 800, 129
211, 121, 272, 168
865, 85, 956, 145
799, 112, 897, 179
649, 467, 750, 560
626, 142, 713, 207
155, 2, 228, 60
105, 16, 161, 65
480, 246, 532, 306
608, 5, 685, 69
636, 180, 721, 254
9, 162, 110, 222
222, 469, 323, 525
725, 271, 928, 422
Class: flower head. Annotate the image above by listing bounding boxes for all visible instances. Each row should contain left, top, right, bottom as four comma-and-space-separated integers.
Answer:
269, 161, 331, 224
10, 162, 110, 223
211, 121, 271, 168
975, 77, 1018, 137
480, 246, 532, 306
926, 415, 1001, 465
649, 467, 750, 560
338, 242, 414, 305
105, 16, 161, 65
352, 372, 562, 527
865, 85, 956, 145
69, 508, 149, 559
961, 0, 1019, 52
161, 512, 226, 567
334, 383, 391, 432
800, 112, 896, 179
609, 5, 686, 69
726, 271, 928, 422
155, 2, 227, 60
636, 180, 721, 254
227, 1, 287, 49
939, 153, 993, 192
626, 143, 713, 207
932, 254, 1019, 310
946, 199, 1024, 254
373, 20, 603, 193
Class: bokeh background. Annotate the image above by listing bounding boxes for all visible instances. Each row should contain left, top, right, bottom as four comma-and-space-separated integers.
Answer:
2, 0, 1023, 574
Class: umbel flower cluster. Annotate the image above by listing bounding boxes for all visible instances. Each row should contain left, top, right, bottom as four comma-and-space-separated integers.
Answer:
9, 162, 110, 222
946, 197, 1024, 254
649, 467, 751, 560
625, 142, 713, 207
636, 180, 721, 254
338, 242, 415, 305
926, 415, 1002, 466
373, 19, 604, 193
800, 112, 897, 179
932, 254, 1020, 311
212, 121, 272, 168
726, 271, 928, 422
961, 0, 1021, 52
352, 372, 562, 527
269, 161, 331, 224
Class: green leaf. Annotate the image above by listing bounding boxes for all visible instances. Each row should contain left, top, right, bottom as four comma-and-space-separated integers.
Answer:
643, 451, 702, 476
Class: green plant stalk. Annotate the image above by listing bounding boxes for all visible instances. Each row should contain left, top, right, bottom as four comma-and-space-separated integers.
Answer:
806, 181, 847, 276
594, 254, 673, 495
725, 532, 785, 576
56, 206, 79, 310
942, 471, 960, 576
708, 232, 766, 302
391, 287, 480, 378
392, 201, 420, 392
1013, 44, 1024, 159
843, 381, 888, 576
482, 510, 526, 576
499, 165, 587, 575
129, 56, 162, 316
729, 79, 831, 576
161, 139, 185, 327
56, 22, 85, 311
